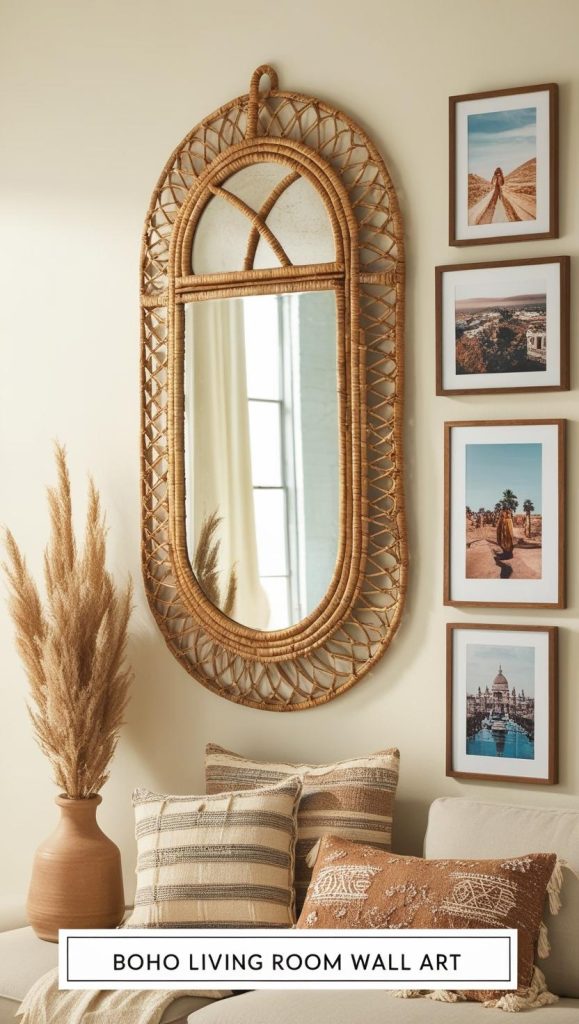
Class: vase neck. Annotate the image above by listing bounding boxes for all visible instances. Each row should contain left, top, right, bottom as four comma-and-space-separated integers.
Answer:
55, 795, 102, 836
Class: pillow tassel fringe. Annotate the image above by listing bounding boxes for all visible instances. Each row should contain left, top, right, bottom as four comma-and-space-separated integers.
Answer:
305, 839, 321, 869
391, 966, 557, 1014
483, 966, 558, 1013
392, 990, 466, 1003
546, 859, 565, 915
391, 990, 425, 999
426, 990, 466, 1003
538, 857, 578, 965
537, 920, 550, 959
545, 857, 579, 915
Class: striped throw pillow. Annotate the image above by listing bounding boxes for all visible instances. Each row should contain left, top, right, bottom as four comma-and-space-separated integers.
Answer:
125, 777, 302, 928
205, 744, 399, 914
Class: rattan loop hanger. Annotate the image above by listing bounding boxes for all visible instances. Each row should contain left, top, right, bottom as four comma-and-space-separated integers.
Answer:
246, 64, 279, 139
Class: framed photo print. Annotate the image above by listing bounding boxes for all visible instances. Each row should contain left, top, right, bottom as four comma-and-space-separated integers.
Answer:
444, 420, 565, 607
436, 256, 570, 395
450, 83, 558, 245
446, 623, 557, 784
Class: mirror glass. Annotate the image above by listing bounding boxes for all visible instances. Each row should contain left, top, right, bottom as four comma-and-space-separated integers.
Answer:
183, 290, 339, 631
192, 162, 335, 274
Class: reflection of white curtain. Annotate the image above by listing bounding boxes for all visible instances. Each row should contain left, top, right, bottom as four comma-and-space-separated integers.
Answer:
185, 300, 269, 629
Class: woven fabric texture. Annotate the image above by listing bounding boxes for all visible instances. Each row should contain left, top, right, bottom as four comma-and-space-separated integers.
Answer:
298, 835, 557, 1008
205, 744, 399, 914
125, 778, 301, 929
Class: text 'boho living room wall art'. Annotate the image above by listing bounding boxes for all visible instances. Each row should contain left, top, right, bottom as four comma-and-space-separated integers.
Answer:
140, 66, 407, 711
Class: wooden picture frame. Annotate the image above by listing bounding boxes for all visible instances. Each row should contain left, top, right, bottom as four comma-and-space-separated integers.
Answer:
436, 255, 570, 395
446, 623, 558, 785
444, 419, 565, 608
449, 83, 558, 246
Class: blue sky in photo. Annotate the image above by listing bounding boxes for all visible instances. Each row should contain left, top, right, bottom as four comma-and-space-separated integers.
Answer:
466, 642, 535, 697
468, 106, 537, 179
465, 443, 542, 512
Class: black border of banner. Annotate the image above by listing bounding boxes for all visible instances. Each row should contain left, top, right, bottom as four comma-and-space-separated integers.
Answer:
66, 934, 513, 985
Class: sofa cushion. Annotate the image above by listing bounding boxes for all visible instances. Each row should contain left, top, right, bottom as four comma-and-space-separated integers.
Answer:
205, 744, 400, 913
0, 927, 218, 1024
191, 988, 579, 1023
125, 778, 301, 928
424, 798, 579, 998
297, 834, 556, 1008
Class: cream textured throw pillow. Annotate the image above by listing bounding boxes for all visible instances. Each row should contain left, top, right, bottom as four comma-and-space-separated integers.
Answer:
205, 744, 399, 914
125, 777, 301, 928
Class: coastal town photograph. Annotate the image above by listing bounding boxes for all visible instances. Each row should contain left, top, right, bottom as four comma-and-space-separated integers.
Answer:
465, 442, 542, 581
465, 642, 535, 760
455, 288, 547, 376
467, 105, 537, 225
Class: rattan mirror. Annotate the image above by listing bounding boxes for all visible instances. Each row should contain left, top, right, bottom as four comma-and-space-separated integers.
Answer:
141, 64, 407, 710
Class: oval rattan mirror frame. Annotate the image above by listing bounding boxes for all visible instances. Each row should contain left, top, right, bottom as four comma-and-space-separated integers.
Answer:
141, 65, 407, 710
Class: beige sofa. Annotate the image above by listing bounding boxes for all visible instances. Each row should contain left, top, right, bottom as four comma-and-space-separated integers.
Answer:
2, 797, 578, 1022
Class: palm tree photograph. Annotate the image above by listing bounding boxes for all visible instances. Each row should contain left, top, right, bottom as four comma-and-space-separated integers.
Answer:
465, 442, 542, 580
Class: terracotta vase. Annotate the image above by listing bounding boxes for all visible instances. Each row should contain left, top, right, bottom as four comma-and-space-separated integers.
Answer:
27, 794, 125, 942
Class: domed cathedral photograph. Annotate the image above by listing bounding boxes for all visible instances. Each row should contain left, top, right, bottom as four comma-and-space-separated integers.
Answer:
466, 656, 535, 760
447, 623, 556, 786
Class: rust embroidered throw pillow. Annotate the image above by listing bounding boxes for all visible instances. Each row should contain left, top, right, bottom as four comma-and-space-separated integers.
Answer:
297, 835, 559, 1011
205, 744, 400, 915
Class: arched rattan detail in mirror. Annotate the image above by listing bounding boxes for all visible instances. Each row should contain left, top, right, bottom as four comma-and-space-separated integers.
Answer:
141, 65, 407, 710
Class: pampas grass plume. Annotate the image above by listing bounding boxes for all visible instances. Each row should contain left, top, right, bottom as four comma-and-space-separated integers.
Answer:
2, 444, 133, 798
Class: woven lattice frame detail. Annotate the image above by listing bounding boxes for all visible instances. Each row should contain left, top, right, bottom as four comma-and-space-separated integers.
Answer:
141, 66, 407, 710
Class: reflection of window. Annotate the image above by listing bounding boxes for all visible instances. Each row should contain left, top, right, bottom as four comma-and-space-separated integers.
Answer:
243, 295, 304, 630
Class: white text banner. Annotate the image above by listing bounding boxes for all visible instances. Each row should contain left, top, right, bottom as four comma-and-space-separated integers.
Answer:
60, 928, 517, 991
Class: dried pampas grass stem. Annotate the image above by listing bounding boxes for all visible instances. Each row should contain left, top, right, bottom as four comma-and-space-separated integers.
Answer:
3, 444, 133, 798
194, 510, 237, 618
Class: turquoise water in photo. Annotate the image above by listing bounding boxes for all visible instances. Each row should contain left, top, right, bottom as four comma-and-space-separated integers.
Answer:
467, 723, 534, 760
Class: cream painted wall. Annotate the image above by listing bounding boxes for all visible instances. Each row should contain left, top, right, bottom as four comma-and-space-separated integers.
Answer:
1, 0, 578, 906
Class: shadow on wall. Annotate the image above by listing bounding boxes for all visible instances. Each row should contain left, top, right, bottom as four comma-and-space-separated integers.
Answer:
123, 597, 430, 823
123, 620, 208, 794
124, 621, 430, 858
391, 798, 430, 857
